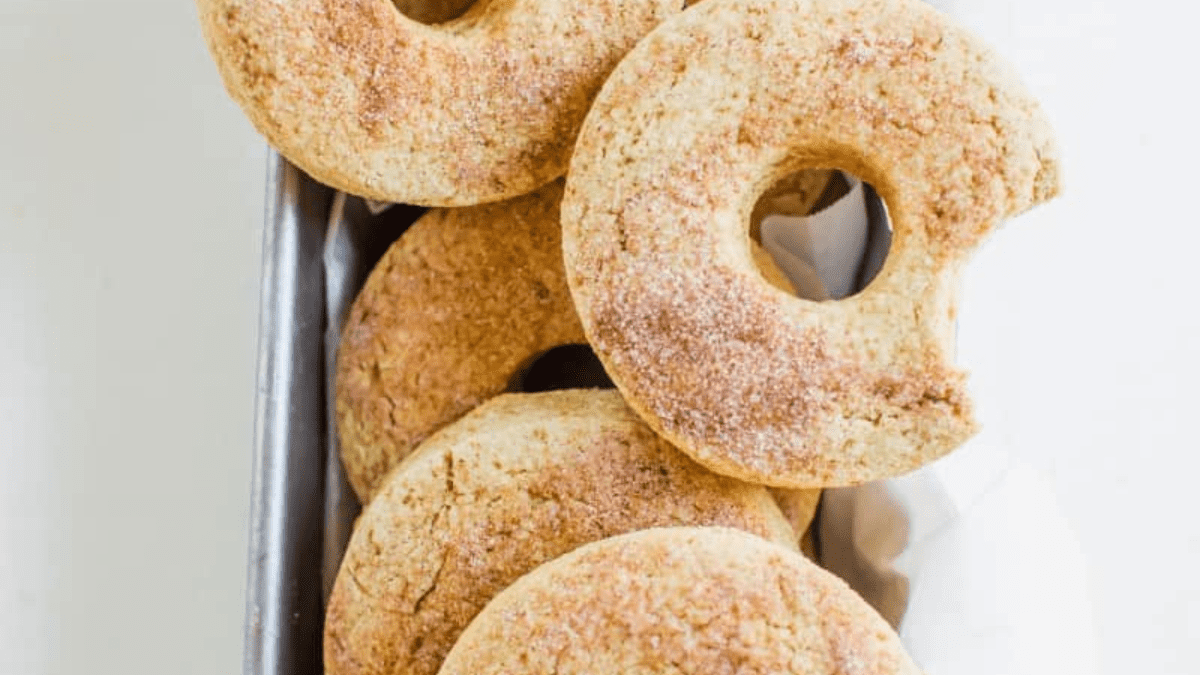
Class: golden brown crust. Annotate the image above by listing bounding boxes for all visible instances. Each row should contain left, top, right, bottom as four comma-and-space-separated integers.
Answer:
772, 487, 821, 547
195, 0, 680, 205
439, 527, 922, 674
562, 0, 1061, 488
335, 181, 587, 501
324, 392, 797, 675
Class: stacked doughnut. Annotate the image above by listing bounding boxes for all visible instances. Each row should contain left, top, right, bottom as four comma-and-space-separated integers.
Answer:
200, 0, 1059, 672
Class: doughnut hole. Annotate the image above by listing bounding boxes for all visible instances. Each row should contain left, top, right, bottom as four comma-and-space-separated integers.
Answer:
748, 169, 892, 301
510, 344, 615, 393
391, 0, 477, 25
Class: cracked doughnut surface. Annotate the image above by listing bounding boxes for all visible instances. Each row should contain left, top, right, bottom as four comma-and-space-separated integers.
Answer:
324, 390, 796, 675
196, 0, 680, 205
439, 526, 921, 674
335, 181, 587, 501
562, 0, 1061, 488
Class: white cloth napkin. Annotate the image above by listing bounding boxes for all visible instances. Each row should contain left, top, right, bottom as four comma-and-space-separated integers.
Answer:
766, 172, 1098, 674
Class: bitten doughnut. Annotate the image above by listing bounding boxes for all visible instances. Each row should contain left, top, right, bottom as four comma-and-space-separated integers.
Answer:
439, 527, 921, 674
562, 0, 1061, 488
324, 391, 796, 675
196, 0, 680, 205
751, 242, 824, 550
336, 181, 587, 501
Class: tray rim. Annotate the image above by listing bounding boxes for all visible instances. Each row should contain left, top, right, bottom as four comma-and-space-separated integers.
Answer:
243, 152, 334, 675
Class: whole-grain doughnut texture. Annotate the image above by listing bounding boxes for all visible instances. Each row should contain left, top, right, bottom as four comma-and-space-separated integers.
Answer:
750, 242, 824, 547
196, 0, 680, 205
324, 391, 796, 675
336, 181, 588, 500
562, 0, 1061, 488
439, 526, 921, 675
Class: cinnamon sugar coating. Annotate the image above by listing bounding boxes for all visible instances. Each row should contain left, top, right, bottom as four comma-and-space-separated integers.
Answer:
336, 181, 588, 501
439, 527, 921, 674
562, 0, 1061, 487
752, 240, 824, 542
196, 0, 680, 205
325, 391, 796, 675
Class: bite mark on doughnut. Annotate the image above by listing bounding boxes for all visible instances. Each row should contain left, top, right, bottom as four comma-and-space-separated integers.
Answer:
562, 0, 1055, 486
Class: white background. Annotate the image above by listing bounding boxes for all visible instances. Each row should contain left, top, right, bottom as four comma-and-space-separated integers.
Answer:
0, 0, 1195, 673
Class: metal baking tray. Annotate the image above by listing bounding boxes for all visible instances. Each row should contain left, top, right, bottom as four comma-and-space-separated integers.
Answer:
244, 153, 426, 675
243, 154, 331, 675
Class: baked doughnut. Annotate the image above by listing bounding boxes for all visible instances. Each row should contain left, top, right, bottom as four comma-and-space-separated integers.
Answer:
336, 181, 587, 501
751, 241, 824, 548
196, 0, 680, 205
324, 391, 796, 675
562, 0, 1061, 488
439, 526, 921, 674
